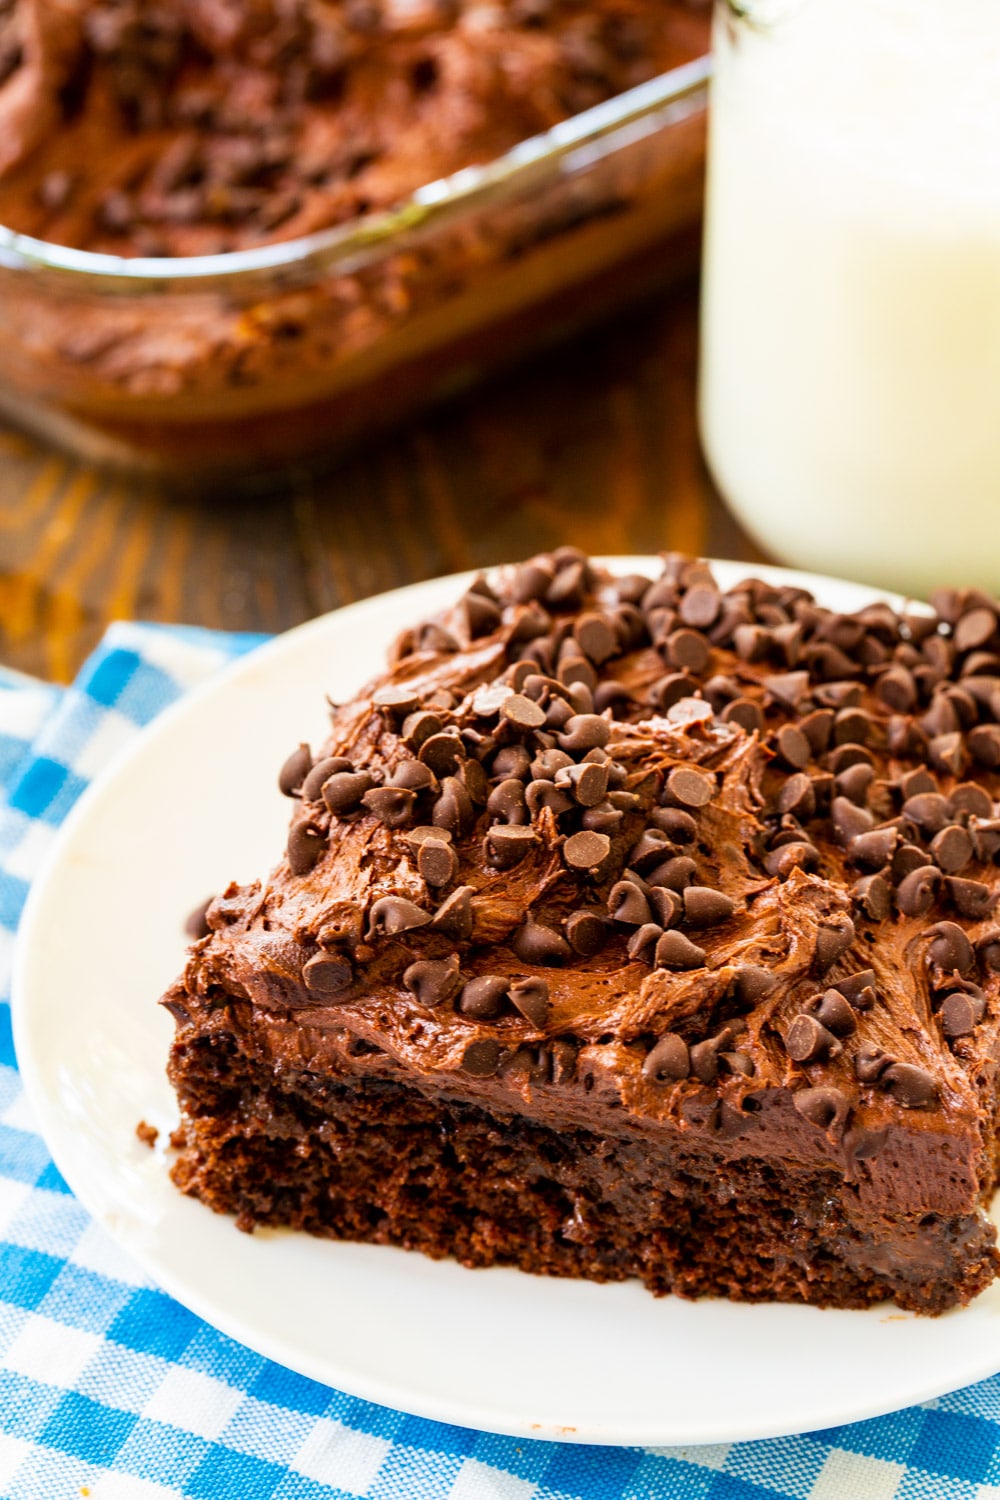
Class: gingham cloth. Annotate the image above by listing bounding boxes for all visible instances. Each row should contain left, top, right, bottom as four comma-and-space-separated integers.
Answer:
2, 624, 1000, 1500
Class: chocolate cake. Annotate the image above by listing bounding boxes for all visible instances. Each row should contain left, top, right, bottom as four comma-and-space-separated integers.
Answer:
163, 552, 1000, 1314
0, 0, 709, 256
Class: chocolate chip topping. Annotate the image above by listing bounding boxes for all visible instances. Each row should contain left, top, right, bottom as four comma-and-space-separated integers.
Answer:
563, 830, 612, 872
682, 887, 736, 928
665, 767, 714, 808
881, 1062, 939, 1109
302, 951, 353, 996
459, 976, 508, 1020
654, 930, 706, 970
367, 896, 432, 938
279, 743, 312, 797
287, 817, 325, 876
404, 955, 462, 1008
323, 770, 377, 815
418, 837, 459, 888
461, 1039, 502, 1078
785, 1014, 841, 1064
642, 1033, 690, 1083
509, 977, 551, 1027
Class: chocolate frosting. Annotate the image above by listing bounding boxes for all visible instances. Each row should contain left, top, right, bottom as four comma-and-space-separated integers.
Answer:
168, 554, 1000, 1290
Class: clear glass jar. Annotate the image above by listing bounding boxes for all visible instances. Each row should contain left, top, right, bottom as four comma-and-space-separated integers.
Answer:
699, 0, 1000, 598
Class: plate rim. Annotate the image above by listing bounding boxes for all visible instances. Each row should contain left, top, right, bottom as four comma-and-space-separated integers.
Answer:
16, 554, 996, 1449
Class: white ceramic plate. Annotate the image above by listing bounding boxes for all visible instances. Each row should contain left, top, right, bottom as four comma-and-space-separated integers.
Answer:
13, 558, 1000, 1448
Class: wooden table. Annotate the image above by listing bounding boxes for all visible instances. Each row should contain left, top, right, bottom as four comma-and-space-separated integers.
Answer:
0, 274, 763, 684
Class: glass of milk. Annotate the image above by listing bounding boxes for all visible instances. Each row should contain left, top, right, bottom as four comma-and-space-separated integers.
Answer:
699, 0, 1000, 598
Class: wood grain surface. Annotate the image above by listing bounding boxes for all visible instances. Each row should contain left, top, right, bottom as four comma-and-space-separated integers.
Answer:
0, 275, 764, 683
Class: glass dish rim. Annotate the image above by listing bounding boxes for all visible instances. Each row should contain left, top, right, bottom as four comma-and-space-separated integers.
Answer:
0, 53, 710, 297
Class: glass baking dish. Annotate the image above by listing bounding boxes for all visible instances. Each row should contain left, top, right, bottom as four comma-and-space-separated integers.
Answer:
0, 54, 709, 482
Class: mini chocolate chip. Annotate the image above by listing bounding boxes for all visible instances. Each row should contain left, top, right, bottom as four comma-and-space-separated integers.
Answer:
462, 1039, 502, 1077
809, 988, 857, 1036
503, 976, 549, 1027
662, 627, 709, 674
939, 990, 985, 1038
832, 797, 875, 843
574, 611, 617, 665
929, 824, 973, 874
854, 1043, 892, 1083
651, 807, 698, 843
464, 591, 502, 638
642, 1033, 690, 1082
362, 786, 416, 828
765, 842, 819, 877
813, 916, 855, 974
323, 770, 377, 815
402, 710, 443, 748
627, 923, 663, 962
418, 837, 459, 888
722, 698, 765, 734
403, 824, 453, 846
733, 965, 778, 1005
775, 724, 811, 770
485, 825, 540, 870
432, 885, 475, 939
502, 694, 547, 730
900, 768, 936, 799
689, 1036, 727, 1083
794, 1086, 849, 1132
391, 761, 437, 792
763, 671, 811, 708
665, 767, 714, 808
955, 605, 998, 652
559, 761, 610, 808
373, 685, 421, 715
827, 744, 875, 775
628, 829, 672, 872
404, 955, 461, 1007
853, 873, 892, 921
647, 887, 683, 927
970, 816, 1000, 860
647, 855, 699, 892
559, 654, 598, 693
876, 667, 918, 712
675, 581, 721, 630
608, 881, 652, 926
798, 708, 835, 755
303, 756, 355, 802
302, 951, 353, 996
565, 909, 607, 956
926, 920, 974, 976
836, 762, 875, 805
848, 827, 898, 870
893, 842, 932, 884
897, 865, 941, 917
654, 930, 706, 970
459, 975, 508, 1019
682, 886, 735, 927
488, 778, 529, 825
513, 558, 555, 603
279, 743, 312, 796
434, 776, 475, 837
734, 623, 769, 662
545, 698, 573, 732
778, 773, 816, 819
419, 623, 459, 653
493, 745, 533, 780
513, 920, 571, 965
367, 896, 431, 938
946, 877, 996, 919
968, 724, 1000, 767
785, 1014, 840, 1063
417, 733, 466, 779
930, 732, 967, 777
287, 818, 326, 876
881, 1062, 938, 1108
832, 969, 876, 1009
563, 830, 612, 872
558, 714, 611, 754
950, 783, 993, 819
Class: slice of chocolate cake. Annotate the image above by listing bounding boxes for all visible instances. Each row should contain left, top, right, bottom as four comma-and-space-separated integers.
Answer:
163, 552, 1000, 1314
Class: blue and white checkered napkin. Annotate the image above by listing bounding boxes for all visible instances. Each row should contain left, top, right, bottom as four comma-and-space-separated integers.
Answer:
3, 624, 1000, 1500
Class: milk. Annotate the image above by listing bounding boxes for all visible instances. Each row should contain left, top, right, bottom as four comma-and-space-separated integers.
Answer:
699, 0, 1000, 598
